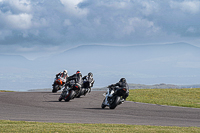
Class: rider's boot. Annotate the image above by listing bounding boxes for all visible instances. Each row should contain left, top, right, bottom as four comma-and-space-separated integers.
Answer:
121, 98, 125, 103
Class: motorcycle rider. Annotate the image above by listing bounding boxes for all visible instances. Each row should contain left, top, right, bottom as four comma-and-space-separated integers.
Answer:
112, 78, 129, 100
56, 70, 68, 78
52, 70, 68, 86
104, 78, 129, 105
66, 70, 83, 94
55, 70, 68, 84
82, 72, 95, 93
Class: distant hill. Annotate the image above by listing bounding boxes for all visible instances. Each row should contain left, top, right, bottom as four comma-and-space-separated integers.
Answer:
42, 42, 200, 87
128, 83, 179, 89
93, 83, 200, 91
1, 42, 200, 91
0, 54, 30, 68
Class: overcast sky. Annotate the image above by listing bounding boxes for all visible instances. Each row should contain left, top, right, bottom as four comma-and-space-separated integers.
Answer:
0, 0, 200, 59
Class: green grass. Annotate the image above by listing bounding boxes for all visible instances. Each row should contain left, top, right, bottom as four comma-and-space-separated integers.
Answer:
0, 120, 200, 133
127, 88, 200, 108
0, 90, 14, 92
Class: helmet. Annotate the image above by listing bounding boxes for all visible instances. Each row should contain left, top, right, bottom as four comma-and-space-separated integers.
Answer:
120, 78, 126, 83
76, 70, 82, 77
88, 72, 93, 77
76, 70, 80, 74
63, 70, 68, 75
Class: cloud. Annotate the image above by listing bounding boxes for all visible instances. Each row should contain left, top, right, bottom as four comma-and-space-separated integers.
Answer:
0, 0, 31, 13
170, 0, 200, 14
0, 0, 200, 58
5, 13, 32, 29
63, 19, 72, 26
123, 17, 160, 36
60, 0, 88, 16
186, 27, 196, 33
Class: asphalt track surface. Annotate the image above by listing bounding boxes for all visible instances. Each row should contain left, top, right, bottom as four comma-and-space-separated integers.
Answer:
0, 91, 200, 127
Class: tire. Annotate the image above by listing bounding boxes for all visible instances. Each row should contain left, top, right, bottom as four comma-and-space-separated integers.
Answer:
83, 88, 88, 96
101, 99, 106, 109
109, 96, 120, 109
76, 95, 81, 98
76, 93, 81, 98
58, 96, 62, 101
76, 88, 85, 98
64, 90, 76, 102
52, 85, 58, 93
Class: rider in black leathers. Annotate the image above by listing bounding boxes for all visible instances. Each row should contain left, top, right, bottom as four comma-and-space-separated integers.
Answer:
66, 70, 83, 93
109, 78, 129, 100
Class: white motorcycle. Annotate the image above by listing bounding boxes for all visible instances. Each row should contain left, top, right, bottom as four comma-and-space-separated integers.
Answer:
101, 85, 127, 109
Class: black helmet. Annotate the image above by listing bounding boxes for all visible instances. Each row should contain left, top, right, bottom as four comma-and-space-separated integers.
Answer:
120, 78, 126, 83
88, 72, 93, 77
76, 70, 82, 77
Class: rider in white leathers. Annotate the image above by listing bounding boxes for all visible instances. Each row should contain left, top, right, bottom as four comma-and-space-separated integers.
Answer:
55, 70, 68, 84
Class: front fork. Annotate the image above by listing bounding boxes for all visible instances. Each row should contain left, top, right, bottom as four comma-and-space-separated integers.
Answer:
104, 89, 114, 105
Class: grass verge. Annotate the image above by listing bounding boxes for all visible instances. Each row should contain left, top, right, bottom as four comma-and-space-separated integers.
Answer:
0, 120, 200, 133
0, 90, 14, 92
127, 88, 200, 108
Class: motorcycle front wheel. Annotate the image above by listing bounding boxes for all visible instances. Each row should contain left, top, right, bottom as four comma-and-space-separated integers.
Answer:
58, 96, 62, 101
52, 85, 59, 93
101, 99, 106, 109
76, 88, 86, 98
109, 96, 121, 109
64, 90, 76, 102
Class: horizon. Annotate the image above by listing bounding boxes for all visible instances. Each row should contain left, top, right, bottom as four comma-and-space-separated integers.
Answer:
2, 42, 198, 60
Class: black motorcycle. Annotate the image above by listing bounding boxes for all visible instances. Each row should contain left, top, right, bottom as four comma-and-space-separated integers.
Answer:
76, 78, 94, 98
101, 85, 127, 109
58, 81, 81, 102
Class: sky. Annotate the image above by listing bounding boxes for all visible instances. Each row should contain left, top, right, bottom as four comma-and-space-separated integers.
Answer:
0, 0, 200, 59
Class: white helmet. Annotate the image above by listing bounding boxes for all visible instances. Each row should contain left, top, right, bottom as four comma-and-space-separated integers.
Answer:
63, 70, 68, 74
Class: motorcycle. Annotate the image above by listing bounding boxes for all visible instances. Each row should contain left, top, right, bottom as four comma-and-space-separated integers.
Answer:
76, 78, 94, 98
52, 75, 66, 93
101, 85, 127, 109
58, 81, 81, 102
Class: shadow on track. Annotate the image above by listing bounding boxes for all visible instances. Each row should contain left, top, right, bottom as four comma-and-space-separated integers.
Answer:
84, 108, 109, 110
50, 93, 61, 95
43, 100, 69, 102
